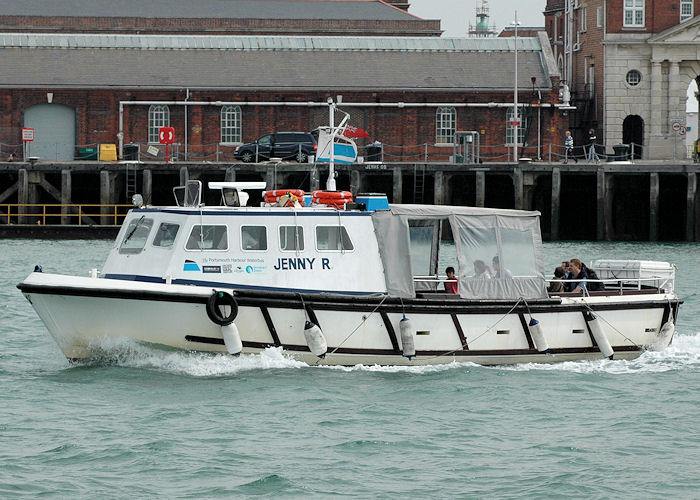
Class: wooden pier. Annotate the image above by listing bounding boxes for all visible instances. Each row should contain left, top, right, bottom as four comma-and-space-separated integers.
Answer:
1, 160, 699, 241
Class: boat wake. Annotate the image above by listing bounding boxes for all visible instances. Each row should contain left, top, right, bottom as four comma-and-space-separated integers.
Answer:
77, 338, 307, 376
501, 332, 700, 374
73, 332, 700, 376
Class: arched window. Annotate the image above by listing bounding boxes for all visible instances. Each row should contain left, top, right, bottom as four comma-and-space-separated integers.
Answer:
148, 105, 170, 143
436, 107, 456, 144
221, 105, 242, 144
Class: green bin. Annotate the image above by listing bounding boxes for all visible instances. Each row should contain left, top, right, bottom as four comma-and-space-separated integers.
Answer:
77, 147, 98, 160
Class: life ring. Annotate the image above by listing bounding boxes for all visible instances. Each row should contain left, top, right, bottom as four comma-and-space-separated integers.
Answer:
264, 189, 304, 199
312, 197, 347, 207
311, 190, 353, 200
206, 291, 238, 326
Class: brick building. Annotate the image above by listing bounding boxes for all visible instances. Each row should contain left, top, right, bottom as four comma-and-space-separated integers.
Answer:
0, 0, 566, 162
545, 0, 700, 159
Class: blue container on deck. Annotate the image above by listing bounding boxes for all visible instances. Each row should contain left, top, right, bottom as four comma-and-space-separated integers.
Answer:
356, 193, 390, 211
303, 194, 313, 207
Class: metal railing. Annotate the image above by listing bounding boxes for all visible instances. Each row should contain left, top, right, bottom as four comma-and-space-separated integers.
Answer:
0, 203, 132, 225
2, 139, 695, 164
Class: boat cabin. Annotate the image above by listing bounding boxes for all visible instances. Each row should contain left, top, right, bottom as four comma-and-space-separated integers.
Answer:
102, 181, 547, 299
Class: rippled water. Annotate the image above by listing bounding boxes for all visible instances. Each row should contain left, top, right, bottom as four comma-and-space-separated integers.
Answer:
1, 239, 699, 498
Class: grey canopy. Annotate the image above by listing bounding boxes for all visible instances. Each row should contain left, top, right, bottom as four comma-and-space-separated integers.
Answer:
371, 204, 547, 299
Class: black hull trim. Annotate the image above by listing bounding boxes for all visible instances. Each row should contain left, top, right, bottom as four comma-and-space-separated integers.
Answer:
184, 335, 643, 357
18, 282, 682, 315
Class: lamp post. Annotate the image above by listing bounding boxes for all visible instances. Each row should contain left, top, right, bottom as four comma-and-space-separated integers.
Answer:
512, 11, 520, 162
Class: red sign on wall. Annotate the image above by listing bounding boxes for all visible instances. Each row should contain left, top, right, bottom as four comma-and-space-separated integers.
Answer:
159, 126, 175, 145
22, 128, 35, 141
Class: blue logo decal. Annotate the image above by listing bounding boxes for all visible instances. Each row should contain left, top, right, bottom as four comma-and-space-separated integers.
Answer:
184, 260, 200, 272
245, 265, 254, 274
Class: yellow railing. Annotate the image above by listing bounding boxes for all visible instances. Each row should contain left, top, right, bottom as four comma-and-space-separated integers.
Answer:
0, 204, 132, 225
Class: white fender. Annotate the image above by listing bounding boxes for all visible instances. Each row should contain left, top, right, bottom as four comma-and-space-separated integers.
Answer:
647, 320, 675, 351
221, 322, 242, 355
399, 316, 415, 359
586, 313, 614, 360
528, 318, 549, 353
304, 321, 327, 358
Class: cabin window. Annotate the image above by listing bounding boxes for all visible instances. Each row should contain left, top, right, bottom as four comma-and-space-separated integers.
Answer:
458, 226, 499, 279
499, 228, 537, 278
185, 225, 228, 250
241, 226, 268, 251
316, 226, 354, 251
119, 217, 154, 254
279, 226, 304, 251
152, 223, 180, 248
409, 223, 436, 276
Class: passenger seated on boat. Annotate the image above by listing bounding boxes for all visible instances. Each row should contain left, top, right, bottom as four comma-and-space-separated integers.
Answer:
568, 258, 588, 294
444, 266, 458, 294
472, 260, 493, 279
492, 256, 513, 279
548, 266, 566, 293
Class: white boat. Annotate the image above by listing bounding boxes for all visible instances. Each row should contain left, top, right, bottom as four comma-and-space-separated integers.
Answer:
17, 101, 682, 365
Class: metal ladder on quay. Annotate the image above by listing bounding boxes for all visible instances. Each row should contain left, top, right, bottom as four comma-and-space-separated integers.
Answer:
125, 164, 137, 200
413, 164, 426, 204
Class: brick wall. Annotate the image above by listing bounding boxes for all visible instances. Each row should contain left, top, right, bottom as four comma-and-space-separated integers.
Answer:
607, 0, 700, 33
0, 88, 566, 160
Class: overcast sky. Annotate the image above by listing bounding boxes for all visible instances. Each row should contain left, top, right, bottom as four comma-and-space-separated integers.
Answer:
408, 0, 545, 37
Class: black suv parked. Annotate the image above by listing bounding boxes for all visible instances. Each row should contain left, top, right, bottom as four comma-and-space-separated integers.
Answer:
234, 132, 317, 163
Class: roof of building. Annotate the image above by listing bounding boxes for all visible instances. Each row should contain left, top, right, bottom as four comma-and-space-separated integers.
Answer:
0, 0, 418, 21
0, 34, 557, 91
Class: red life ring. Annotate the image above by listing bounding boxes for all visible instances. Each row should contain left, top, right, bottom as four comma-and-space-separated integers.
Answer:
311, 190, 353, 201
311, 198, 348, 207
264, 189, 305, 199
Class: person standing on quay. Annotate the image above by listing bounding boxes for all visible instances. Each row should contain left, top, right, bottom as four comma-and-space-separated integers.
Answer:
587, 128, 600, 163
563, 130, 577, 163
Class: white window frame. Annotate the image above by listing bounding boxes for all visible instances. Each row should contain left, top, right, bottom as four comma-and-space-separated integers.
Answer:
148, 104, 170, 144
505, 111, 529, 146
597, 6, 603, 28
580, 7, 587, 32
681, 0, 693, 21
436, 107, 456, 145
623, 0, 645, 27
220, 105, 242, 144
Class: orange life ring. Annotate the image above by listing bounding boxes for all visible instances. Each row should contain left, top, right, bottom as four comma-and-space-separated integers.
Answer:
312, 197, 348, 207
311, 190, 353, 201
264, 189, 305, 200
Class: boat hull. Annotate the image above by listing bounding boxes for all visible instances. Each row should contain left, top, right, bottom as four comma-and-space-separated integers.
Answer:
19, 273, 680, 366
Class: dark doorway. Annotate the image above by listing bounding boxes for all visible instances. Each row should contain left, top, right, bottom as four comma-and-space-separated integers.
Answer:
622, 115, 644, 159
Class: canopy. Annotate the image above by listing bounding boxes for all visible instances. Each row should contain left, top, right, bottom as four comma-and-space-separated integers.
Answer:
371, 204, 547, 299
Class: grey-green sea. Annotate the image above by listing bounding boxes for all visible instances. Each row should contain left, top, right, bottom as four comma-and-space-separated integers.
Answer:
1, 239, 699, 498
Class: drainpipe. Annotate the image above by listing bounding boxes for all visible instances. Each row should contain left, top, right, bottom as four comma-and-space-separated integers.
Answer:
184, 88, 190, 161
118, 102, 124, 159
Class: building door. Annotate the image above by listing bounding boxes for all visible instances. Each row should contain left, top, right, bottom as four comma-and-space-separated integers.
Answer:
24, 104, 76, 161
622, 115, 644, 159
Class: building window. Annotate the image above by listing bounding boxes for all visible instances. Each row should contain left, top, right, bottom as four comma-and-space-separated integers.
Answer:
436, 107, 456, 144
681, 0, 693, 21
597, 6, 603, 28
626, 70, 642, 86
148, 105, 169, 144
505, 110, 529, 145
580, 7, 587, 32
221, 105, 242, 144
624, 0, 644, 27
